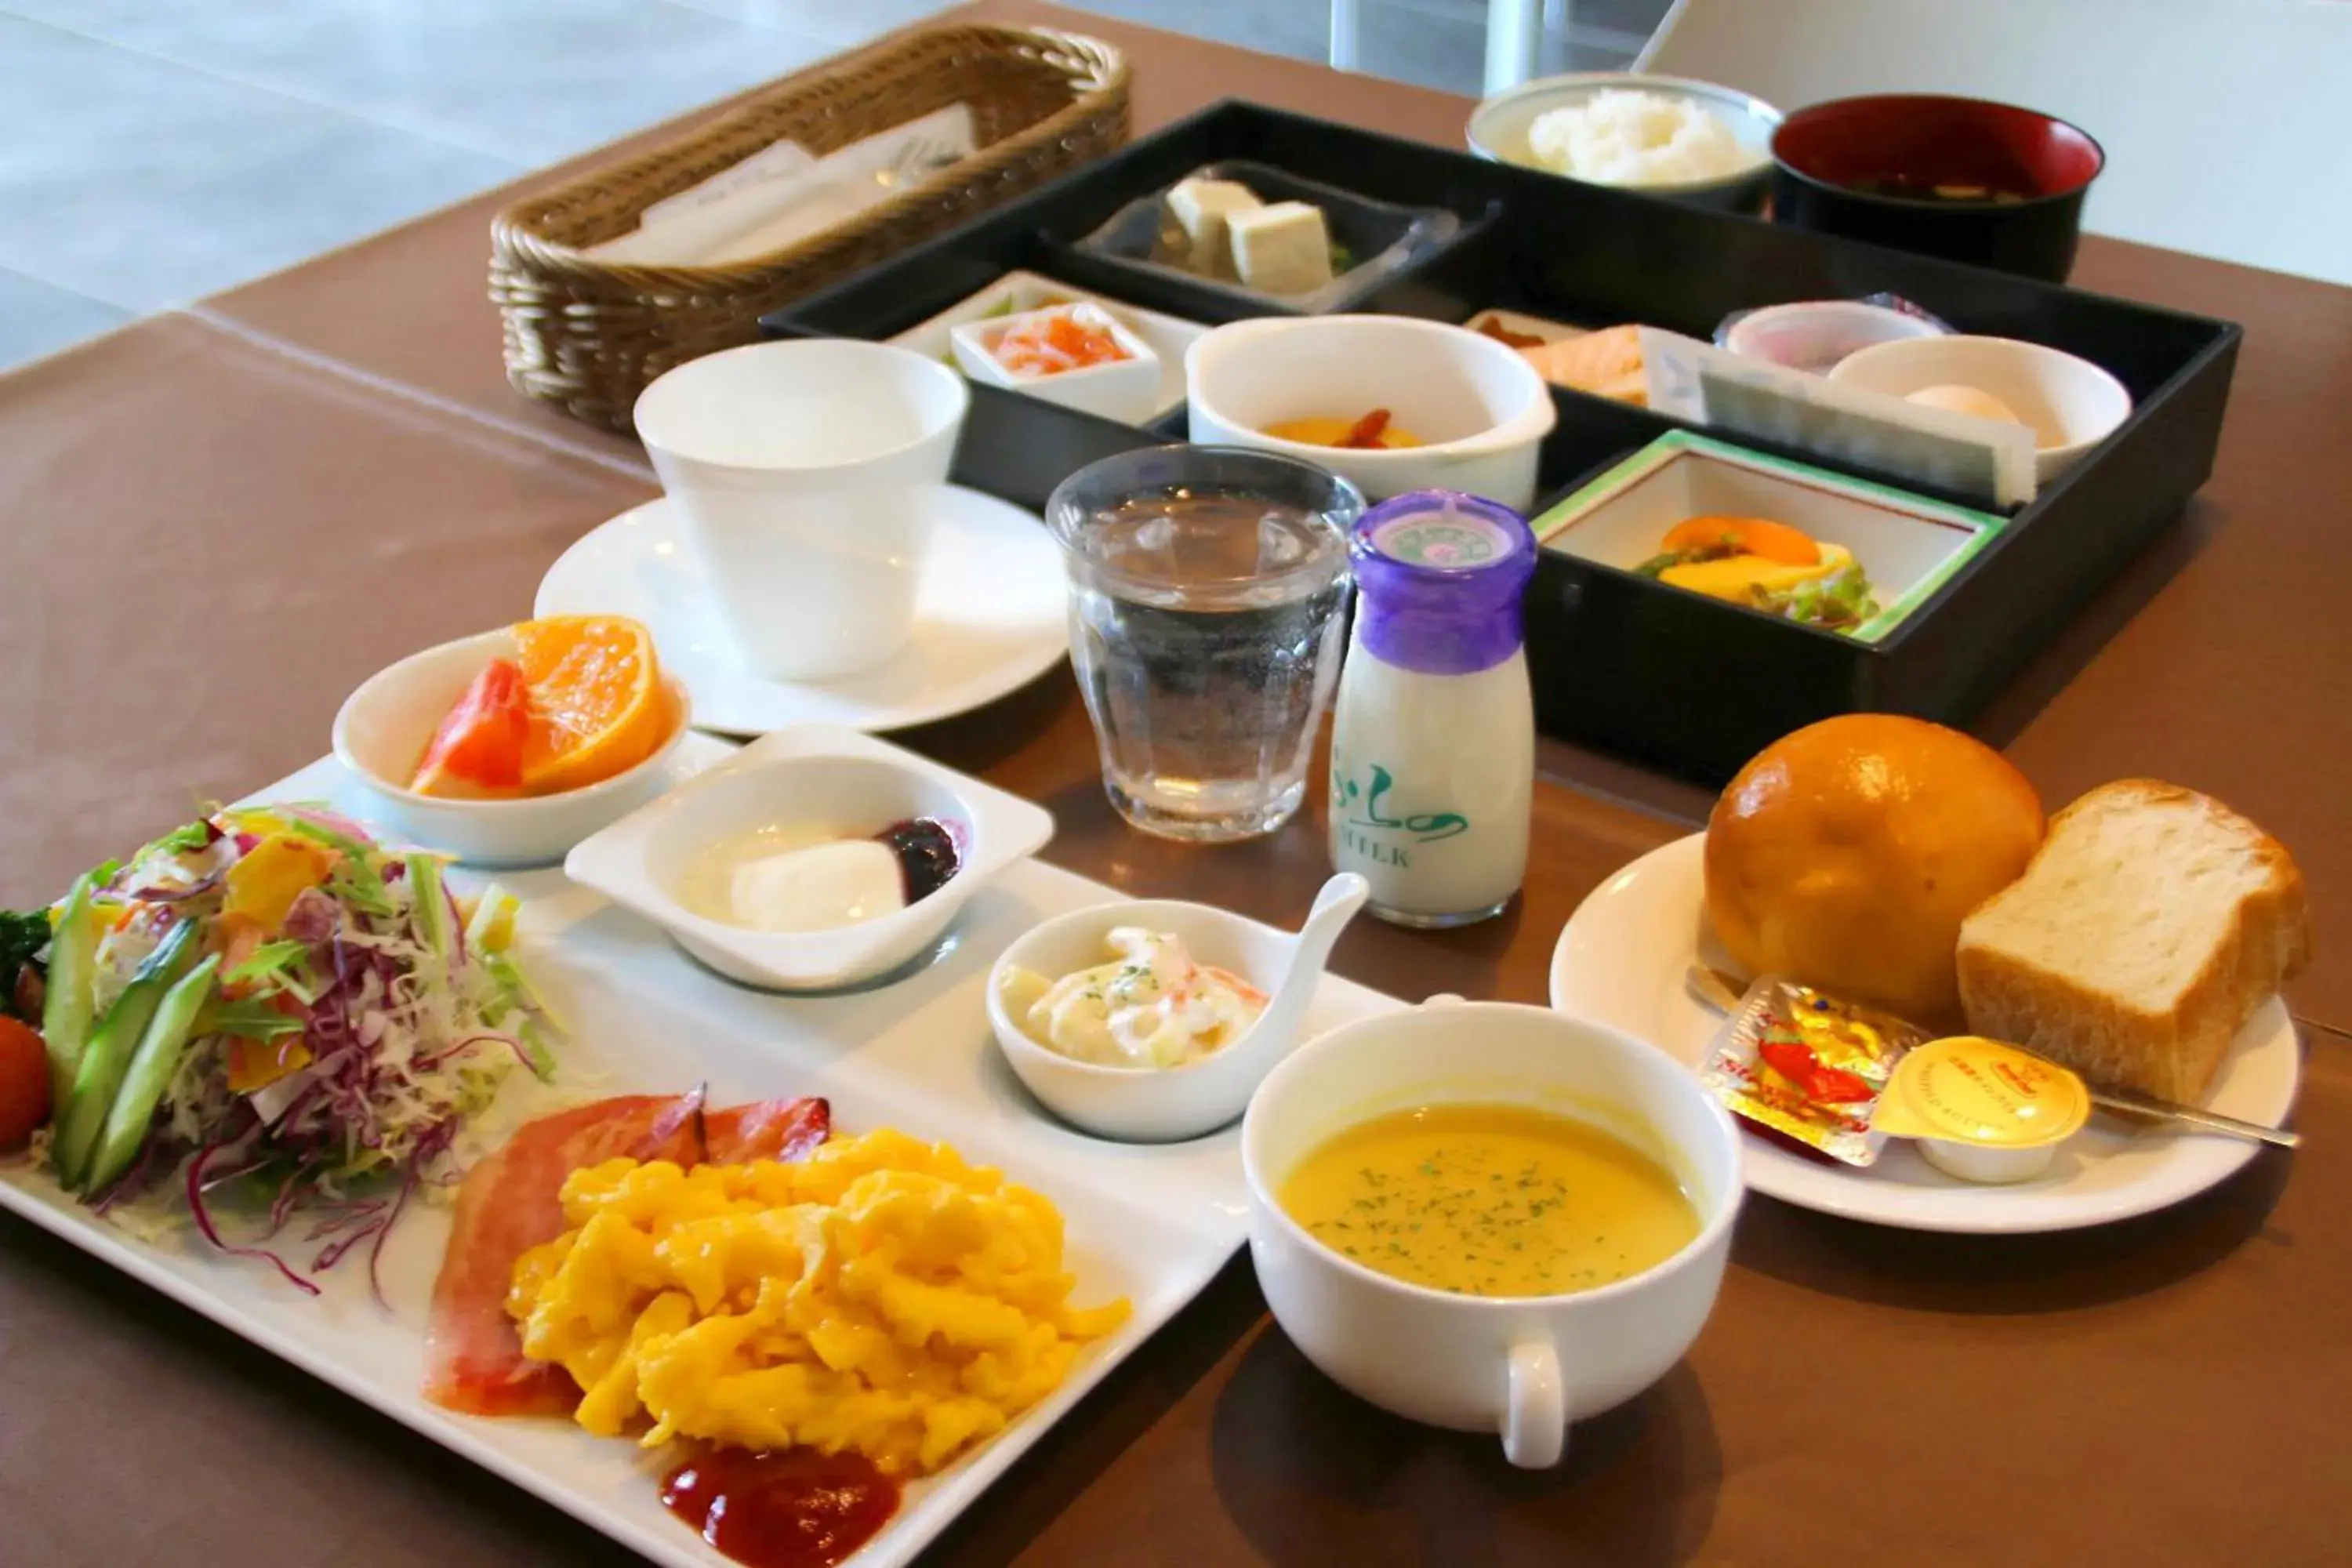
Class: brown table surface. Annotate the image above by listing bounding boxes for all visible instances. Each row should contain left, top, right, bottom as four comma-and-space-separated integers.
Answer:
2, 5, 2345, 1566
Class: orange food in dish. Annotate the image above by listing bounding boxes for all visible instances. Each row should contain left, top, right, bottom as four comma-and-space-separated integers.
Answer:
1472, 314, 1547, 350
513, 615, 668, 796
411, 615, 671, 800
993, 310, 1131, 377
1262, 412, 1425, 449
412, 658, 532, 797
1657, 516, 1823, 566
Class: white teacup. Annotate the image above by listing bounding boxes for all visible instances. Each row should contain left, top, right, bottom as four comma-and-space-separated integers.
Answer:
633, 340, 970, 682
1242, 999, 1743, 1468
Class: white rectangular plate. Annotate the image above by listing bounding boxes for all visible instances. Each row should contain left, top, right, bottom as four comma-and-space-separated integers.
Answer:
0, 748, 1405, 1567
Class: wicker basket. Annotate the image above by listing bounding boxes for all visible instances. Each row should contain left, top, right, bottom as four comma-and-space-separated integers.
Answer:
489, 24, 1130, 434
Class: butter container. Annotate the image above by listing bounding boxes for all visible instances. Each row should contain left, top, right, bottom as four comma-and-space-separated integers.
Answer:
1872, 1035, 2090, 1183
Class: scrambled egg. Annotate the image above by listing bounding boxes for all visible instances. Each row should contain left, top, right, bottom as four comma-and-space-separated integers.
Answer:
506, 1128, 1130, 1475
1660, 540, 1858, 604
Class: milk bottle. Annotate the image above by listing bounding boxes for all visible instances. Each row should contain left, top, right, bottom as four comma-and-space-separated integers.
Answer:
1328, 491, 1537, 927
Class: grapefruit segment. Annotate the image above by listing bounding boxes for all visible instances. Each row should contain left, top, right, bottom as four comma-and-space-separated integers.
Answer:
412, 659, 531, 797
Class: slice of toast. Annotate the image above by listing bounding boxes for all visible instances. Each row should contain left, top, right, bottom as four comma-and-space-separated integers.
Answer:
1956, 780, 2310, 1103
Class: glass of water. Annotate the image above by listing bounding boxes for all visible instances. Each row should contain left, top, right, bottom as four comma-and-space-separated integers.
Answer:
1047, 446, 1363, 843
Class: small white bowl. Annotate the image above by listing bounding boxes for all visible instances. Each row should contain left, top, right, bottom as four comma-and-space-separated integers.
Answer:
1721, 299, 1947, 375
891, 270, 1204, 420
1467, 72, 1781, 213
985, 877, 1367, 1142
1185, 316, 1558, 510
1828, 334, 2133, 482
332, 629, 691, 867
565, 723, 1053, 991
1243, 999, 1744, 1468
949, 302, 1163, 425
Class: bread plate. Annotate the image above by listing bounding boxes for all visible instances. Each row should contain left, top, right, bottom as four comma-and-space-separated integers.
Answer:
1546, 833, 2299, 1233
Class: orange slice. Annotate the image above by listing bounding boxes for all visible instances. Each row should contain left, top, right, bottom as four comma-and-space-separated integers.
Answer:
511, 615, 668, 796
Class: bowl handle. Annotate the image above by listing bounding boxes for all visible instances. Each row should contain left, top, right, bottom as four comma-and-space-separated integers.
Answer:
1501, 1338, 1566, 1468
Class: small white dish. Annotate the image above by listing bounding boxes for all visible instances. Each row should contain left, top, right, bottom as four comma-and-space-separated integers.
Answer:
564, 723, 1054, 991
1547, 833, 2302, 1233
1828, 334, 2133, 482
1243, 997, 1743, 1468
986, 874, 1370, 1142
1720, 299, 1947, 375
535, 487, 1068, 735
1467, 72, 1781, 212
1185, 316, 1558, 510
634, 339, 969, 681
1530, 430, 2007, 642
888, 270, 1204, 421
949, 302, 1163, 425
331, 629, 692, 867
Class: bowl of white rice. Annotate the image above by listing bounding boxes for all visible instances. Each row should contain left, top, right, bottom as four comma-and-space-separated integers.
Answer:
1468, 73, 1781, 212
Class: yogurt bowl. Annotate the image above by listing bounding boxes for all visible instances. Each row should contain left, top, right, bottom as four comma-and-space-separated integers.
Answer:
565, 724, 1054, 991
1185, 317, 1557, 510
987, 874, 1368, 1142
333, 628, 692, 867
1243, 999, 1744, 1467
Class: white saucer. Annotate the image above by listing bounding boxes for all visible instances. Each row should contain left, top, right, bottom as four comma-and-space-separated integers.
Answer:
1548, 833, 2301, 1234
535, 486, 1069, 735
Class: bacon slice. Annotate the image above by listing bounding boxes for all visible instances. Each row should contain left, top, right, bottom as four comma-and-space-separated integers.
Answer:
422, 1091, 830, 1416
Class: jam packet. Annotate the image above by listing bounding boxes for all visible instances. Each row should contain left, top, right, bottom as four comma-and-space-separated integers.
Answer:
1699, 975, 1931, 1166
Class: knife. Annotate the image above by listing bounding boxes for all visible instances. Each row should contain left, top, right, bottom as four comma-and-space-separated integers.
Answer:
1684, 965, 2300, 1150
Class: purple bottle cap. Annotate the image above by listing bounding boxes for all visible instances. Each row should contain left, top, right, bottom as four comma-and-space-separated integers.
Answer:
1350, 490, 1537, 676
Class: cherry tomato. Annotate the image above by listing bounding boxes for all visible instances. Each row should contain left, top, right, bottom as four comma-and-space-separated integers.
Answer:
0, 1015, 51, 1150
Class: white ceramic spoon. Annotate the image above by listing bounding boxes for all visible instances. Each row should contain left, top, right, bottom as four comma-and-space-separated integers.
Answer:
986, 873, 1372, 1142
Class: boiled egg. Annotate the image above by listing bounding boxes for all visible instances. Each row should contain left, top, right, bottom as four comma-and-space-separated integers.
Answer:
1904, 383, 2024, 426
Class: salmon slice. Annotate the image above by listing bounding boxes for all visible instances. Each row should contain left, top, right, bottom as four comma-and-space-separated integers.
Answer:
422, 1091, 830, 1416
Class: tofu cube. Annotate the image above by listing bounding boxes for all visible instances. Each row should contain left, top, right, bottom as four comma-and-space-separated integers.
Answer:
1166, 178, 1262, 278
1226, 201, 1336, 297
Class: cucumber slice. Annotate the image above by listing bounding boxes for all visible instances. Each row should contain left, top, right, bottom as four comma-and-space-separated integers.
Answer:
83, 953, 220, 1194
53, 919, 197, 1190
39, 872, 103, 1108
411, 855, 454, 964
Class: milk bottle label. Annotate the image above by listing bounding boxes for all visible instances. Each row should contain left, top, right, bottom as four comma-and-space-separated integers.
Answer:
1332, 764, 1470, 869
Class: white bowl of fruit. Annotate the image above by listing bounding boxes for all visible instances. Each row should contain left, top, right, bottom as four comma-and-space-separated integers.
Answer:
332, 616, 691, 866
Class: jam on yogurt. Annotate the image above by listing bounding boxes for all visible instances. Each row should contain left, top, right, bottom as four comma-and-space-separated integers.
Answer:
681, 818, 963, 934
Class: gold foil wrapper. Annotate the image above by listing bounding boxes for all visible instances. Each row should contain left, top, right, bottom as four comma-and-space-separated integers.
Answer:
1699, 975, 1932, 1167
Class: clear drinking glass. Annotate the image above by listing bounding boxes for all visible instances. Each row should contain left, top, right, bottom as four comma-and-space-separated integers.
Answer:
1047, 446, 1363, 843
